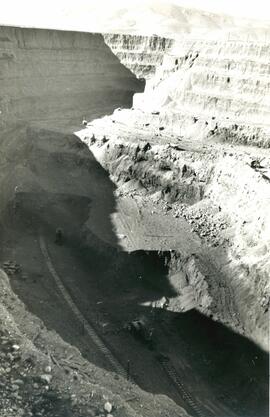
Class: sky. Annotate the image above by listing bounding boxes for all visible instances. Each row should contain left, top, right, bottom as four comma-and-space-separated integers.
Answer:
173, 0, 270, 19
0, 0, 269, 31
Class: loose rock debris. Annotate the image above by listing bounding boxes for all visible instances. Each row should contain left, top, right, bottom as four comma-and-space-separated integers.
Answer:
0, 24, 269, 417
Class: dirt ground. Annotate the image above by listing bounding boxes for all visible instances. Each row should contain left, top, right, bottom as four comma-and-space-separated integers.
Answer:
0, 125, 190, 417
0, 122, 268, 417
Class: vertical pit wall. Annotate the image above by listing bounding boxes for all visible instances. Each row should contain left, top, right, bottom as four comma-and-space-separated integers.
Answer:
104, 33, 174, 79
1, 25, 269, 351
0, 26, 145, 130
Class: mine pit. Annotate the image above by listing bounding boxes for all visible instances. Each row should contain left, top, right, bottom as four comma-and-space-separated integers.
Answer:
0, 21, 269, 417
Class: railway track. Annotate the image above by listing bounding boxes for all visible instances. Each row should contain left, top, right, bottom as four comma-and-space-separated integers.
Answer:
159, 356, 207, 417
39, 234, 225, 417
39, 234, 127, 379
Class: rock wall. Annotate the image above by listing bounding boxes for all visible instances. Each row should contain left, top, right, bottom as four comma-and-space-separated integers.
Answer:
79, 116, 270, 350
0, 26, 145, 131
104, 33, 174, 79
133, 38, 270, 147
205, 154, 270, 349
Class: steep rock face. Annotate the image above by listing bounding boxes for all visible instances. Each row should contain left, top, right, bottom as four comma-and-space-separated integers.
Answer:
133, 38, 270, 147
79, 108, 270, 351
0, 26, 144, 131
104, 33, 174, 79
206, 155, 270, 349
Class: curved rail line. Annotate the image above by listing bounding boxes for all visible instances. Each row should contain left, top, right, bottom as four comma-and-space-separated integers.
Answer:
38, 234, 127, 378
160, 358, 206, 417
39, 234, 214, 417
161, 356, 236, 417
159, 356, 206, 417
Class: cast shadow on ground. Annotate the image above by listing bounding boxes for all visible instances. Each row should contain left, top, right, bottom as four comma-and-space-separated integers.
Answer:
1, 129, 268, 417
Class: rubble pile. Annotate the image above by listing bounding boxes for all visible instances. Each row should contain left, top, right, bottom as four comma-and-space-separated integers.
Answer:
174, 203, 229, 247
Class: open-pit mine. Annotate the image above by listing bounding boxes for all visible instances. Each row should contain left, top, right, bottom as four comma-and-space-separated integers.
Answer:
0, 19, 269, 417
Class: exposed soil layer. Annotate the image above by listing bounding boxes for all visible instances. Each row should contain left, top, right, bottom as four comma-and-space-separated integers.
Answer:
0, 127, 190, 417
0, 125, 268, 417
0, 269, 186, 417
0, 24, 269, 417
79, 113, 270, 353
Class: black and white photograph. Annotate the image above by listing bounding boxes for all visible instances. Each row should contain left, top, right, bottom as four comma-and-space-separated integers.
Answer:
0, 1, 269, 416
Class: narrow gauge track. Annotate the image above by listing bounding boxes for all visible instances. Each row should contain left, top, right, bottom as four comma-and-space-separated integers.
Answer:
159, 356, 207, 417
39, 234, 127, 378
39, 234, 216, 417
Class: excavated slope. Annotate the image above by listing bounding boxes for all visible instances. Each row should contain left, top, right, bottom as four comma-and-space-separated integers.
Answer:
81, 33, 270, 352
104, 33, 174, 79
133, 37, 270, 147
0, 26, 144, 131
0, 25, 194, 417
79, 114, 270, 351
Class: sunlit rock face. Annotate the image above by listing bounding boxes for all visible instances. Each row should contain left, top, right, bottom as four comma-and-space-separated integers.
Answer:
133, 38, 270, 147
80, 31, 270, 351
0, 26, 144, 131
103, 33, 174, 79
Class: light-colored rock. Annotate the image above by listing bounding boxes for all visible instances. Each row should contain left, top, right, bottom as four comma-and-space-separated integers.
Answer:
104, 401, 113, 413
40, 374, 52, 384
12, 344, 20, 351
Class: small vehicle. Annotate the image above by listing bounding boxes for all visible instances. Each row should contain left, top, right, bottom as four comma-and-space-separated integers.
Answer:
125, 317, 155, 349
